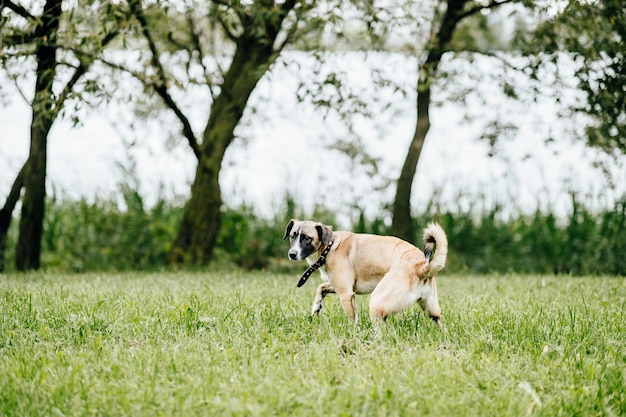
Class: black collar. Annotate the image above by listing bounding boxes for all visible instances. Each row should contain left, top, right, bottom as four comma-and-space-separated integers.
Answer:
297, 241, 334, 287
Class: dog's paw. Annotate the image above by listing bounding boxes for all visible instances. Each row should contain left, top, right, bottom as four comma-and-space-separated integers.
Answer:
311, 302, 322, 315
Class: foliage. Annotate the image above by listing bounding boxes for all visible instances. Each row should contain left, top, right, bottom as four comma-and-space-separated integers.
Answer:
0, 0, 130, 271
217, 196, 337, 271
2, 188, 625, 275
0, 0, 125, 102
95, 0, 332, 266
356, 195, 626, 276
391, 0, 529, 243
39, 190, 183, 272
434, 197, 626, 275
2, 1, 624, 274
4, 0, 623, 272
1, 272, 624, 416
520, 0, 626, 155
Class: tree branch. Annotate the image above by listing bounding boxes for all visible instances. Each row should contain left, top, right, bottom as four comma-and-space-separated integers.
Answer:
128, 0, 201, 161
53, 29, 121, 119
1, 32, 39, 45
1, 0, 36, 20
215, 11, 240, 43
212, 0, 232, 7
0, 159, 27, 272
476, 50, 529, 72
457, 0, 516, 21
272, 0, 299, 53
186, 12, 218, 99
0, 159, 28, 234
1, 1, 43, 45
69, 49, 146, 80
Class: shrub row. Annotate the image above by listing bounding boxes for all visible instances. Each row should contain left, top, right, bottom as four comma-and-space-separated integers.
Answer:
3, 191, 625, 275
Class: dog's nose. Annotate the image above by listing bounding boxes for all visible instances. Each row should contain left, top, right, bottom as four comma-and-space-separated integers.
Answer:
288, 251, 298, 260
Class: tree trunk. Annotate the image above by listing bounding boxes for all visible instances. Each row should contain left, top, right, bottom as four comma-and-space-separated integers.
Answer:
0, 163, 27, 272
392, 88, 431, 242
168, 40, 278, 265
15, 0, 60, 271
169, 159, 222, 264
391, 0, 468, 243
16, 129, 49, 270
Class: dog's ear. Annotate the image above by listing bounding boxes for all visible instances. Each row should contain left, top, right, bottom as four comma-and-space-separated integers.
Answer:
283, 219, 296, 240
316, 223, 334, 245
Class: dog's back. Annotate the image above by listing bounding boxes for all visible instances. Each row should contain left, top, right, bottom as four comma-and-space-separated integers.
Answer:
325, 232, 403, 292
331, 225, 447, 284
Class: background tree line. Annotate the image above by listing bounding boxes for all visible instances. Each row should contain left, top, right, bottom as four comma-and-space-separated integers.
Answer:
1, 0, 624, 273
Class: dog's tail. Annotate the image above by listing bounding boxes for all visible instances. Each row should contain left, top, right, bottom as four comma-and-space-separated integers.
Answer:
420, 223, 448, 277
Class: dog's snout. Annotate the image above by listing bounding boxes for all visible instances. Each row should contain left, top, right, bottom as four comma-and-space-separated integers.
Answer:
288, 251, 298, 260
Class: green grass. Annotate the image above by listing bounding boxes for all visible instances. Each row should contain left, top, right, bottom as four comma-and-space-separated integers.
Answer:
1, 271, 625, 416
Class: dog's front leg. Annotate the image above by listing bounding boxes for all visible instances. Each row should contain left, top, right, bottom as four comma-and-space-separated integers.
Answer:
312, 282, 335, 315
338, 290, 357, 323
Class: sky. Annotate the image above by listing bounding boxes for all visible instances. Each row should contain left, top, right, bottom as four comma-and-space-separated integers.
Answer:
1, 51, 624, 227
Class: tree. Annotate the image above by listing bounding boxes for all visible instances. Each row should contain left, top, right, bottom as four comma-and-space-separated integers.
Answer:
101, 0, 315, 265
523, 0, 626, 156
0, 0, 125, 271
391, 0, 519, 243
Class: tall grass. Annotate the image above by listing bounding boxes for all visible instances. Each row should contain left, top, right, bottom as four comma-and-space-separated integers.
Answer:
39, 188, 183, 271
432, 194, 626, 275
2, 189, 625, 274
1, 271, 624, 416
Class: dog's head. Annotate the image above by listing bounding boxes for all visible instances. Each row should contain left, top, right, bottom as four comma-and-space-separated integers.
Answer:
283, 219, 334, 261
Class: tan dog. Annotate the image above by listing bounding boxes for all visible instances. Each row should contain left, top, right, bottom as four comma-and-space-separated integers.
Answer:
284, 219, 448, 326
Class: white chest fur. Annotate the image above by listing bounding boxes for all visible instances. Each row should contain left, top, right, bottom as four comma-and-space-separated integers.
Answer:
306, 254, 330, 282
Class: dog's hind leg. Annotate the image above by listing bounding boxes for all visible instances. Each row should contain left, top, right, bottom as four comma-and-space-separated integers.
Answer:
369, 269, 430, 329
369, 272, 414, 321
417, 277, 442, 326
312, 282, 335, 315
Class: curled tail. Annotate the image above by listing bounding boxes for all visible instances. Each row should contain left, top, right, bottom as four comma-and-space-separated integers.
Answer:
421, 222, 448, 277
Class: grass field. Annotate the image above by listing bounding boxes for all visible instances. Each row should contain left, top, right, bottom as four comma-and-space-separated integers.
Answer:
1, 270, 624, 416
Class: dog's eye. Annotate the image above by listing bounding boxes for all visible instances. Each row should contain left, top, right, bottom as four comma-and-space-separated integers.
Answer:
301, 235, 311, 243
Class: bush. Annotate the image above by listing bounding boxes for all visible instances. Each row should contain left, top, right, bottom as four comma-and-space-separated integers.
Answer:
3, 188, 625, 275
39, 189, 183, 272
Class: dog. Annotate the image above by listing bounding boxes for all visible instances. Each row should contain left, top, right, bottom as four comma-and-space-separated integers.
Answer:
284, 219, 448, 326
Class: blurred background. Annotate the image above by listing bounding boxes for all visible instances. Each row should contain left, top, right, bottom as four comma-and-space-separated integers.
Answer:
1, 0, 624, 274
